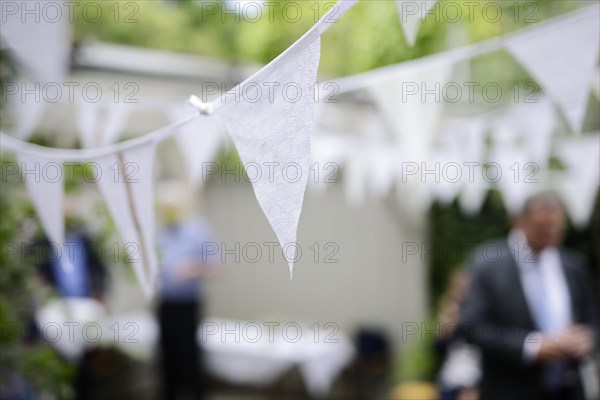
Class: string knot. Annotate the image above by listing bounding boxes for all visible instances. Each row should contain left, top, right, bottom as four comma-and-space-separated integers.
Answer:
188, 95, 214, 116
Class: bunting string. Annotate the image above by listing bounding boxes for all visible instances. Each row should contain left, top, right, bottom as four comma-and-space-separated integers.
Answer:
328, 3, 599, 94
1, 0, 598, 296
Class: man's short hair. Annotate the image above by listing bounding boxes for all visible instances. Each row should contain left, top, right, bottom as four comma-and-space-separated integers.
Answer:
521, 191, 564, 216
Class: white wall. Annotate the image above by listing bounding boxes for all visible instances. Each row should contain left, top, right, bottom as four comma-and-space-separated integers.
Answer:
201, 179, 429, 350
21, 63, 430, 352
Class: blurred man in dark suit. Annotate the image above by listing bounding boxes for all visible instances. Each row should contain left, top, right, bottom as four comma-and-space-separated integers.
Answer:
459, 191, 598, 400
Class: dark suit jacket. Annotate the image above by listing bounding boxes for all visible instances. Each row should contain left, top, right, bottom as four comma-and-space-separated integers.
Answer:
459, 240, 599, 400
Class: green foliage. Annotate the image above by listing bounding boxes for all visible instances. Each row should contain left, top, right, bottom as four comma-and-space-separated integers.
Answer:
71, 0, 582, 76
429, 190, 509, 306
0, 157, 76, 399
395, 314, 440, 383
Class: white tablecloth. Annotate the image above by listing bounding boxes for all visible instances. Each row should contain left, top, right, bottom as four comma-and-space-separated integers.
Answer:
36, 301, 354, 397
199, 318, 355, 396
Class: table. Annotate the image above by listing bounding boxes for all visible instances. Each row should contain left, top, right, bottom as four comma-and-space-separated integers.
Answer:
36, 300, 355, 397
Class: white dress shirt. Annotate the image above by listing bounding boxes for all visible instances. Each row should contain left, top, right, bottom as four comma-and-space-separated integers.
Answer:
507, 229, 573, 361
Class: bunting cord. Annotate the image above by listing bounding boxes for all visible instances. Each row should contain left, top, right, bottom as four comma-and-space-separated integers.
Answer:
1, 1, 597, 160
326, 3, 599, 95
0, 0, 357, 161
0, 112, 200, 161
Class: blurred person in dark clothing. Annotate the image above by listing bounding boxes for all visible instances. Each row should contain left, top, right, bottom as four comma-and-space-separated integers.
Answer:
35, 230, 108, 302
32, 210, 109, 400
459, 191, 599, 400
156, 183, 218, 400
437, 270, 480, 400
33, 200, 109, 302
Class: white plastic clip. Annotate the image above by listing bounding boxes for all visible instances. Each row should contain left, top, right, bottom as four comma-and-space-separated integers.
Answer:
188, 95, 214, 116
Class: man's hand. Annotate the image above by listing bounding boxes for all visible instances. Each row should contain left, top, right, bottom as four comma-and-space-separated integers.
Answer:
557, 325, 594, 360
175, 259, 216, 282
536, 335, 565, 363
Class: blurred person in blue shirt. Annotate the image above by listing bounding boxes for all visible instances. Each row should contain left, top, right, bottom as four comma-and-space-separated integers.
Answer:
34, 206, 108, 302
156, 181, 218, 400
31, 201, 109, 400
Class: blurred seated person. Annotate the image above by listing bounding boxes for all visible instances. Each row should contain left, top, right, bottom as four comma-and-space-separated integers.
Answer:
459, 191, 599, 400
156, 181, 218, 400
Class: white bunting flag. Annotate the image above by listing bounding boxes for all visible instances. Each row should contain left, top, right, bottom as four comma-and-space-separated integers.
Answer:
17, 153, 64, 246
0, 0, 71, 83
122, 142, 158, 295
454, 119, 488, 215
309, 135, 349, 194
592, 65, 600, 100
397, 175, 433, 223
210, 0, 358, 277
370, 62, 453, 162
367, 143, 399, 198
506, 13, 600, 133
554, 133, 600, 228
344, 145, 369, 206
395, 0, 438, 46
101, 104, 130, 146
76, 102, 100, 148
76, 103, 130, 148
459, 180, 489, 216
94, 142, 158, 298
489, 128, 539, 215
501, 98, 556, 167
8, 81, 47, 140
1, 0, 71, 141
168, 105, 224, 186
215, 29, 321, 278
428, 147, 462, 206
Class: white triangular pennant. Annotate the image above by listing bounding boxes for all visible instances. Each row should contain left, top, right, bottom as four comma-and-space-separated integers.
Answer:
101, 104, 130, 146
0, 0, 71, 83
368, 143, 398, 198
76, 102, 100, 148
554, 133, 600, 228
94, 142, 158, 298
215, 29, 321, 278
395, 0, 438, 46
506, 16, 600, 133
370, 62, 453, 162
168, 105, 223, 186
554, 174, 599, 229
76, 103, 129, 148
18, 153, 64, 246
94, 154, 147, 297
122, 143, 158, 296
452, 119, 488, 215
397, 175, 433, 221
501, 98, 556, 167
459, 180, 489, 216
489, 129, 541, 215
8, 80, 47, 140
428, 147, 462, 206
344, 145, 369, 206
309, 135, 349, 194
592, 65, 600, 99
